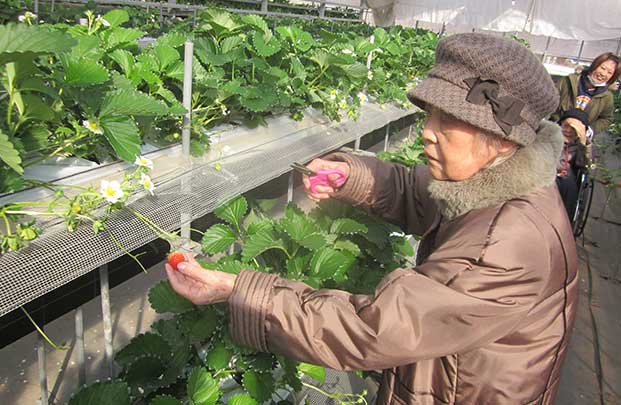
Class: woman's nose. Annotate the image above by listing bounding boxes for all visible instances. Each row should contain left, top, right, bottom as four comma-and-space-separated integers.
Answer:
422, 126, 437, 145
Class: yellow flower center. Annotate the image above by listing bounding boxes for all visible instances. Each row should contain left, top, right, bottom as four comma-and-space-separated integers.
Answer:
105, 188, 116, 197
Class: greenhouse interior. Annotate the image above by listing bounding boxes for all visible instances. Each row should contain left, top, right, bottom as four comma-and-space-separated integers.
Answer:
0, 0, 620, 404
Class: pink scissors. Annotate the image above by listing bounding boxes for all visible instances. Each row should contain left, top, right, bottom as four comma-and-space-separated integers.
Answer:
291, 162, 347, 194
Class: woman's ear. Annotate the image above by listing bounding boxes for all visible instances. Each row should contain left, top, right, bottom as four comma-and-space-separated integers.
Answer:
497, 138, 518, 155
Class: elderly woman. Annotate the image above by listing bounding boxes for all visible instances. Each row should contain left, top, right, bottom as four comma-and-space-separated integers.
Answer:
167, 34, 577, 404
550, 52, 620, 134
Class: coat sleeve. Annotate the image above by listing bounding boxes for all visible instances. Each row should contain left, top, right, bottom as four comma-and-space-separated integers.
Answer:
592, 93, 614, 134
228, 206, 550, 371
323, 152, 437, 236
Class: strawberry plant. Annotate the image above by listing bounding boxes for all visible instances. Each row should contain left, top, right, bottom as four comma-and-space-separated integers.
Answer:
68, 196, 414, 404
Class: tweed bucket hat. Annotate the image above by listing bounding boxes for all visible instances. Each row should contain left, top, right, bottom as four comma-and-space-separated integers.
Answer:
407, 33, 559, 146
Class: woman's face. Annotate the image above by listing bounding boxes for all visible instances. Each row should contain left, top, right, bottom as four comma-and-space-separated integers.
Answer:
422, 108, 504, 181
590, 60, 617, 85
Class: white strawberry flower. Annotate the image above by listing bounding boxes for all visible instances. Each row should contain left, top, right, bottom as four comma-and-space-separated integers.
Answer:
342, 48, 354, 55
386, 72, 392, 79
329, 89, 338, 100
367, 71, 374, 80
357, 92, 368, 103
18, 12, 37, 23
220, 105, 230, 116
82, 119, 104, 135
140, 173, 155, 195
96, 15, 111, 27
100, 180, 124, 204
222, 145, 232, 156
134, 156, 154, 170
338, 100, 348, 110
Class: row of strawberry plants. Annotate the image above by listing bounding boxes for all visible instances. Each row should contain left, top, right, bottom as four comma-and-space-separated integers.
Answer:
67, 196, 415, 405
0, 7, 437, 194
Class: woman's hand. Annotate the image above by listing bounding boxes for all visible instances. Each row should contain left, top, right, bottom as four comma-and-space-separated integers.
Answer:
302, 158, 350, 202
165, 253, 237, 305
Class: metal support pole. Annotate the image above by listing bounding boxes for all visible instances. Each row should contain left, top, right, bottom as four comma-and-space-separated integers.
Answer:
99, 265, 114, 378
287, 172, 294, 203
383, 124, 390, 152
34, 0, 39, 15
181, 41, 194, 242
261, 0, 268, 13
159, 4, 164, 31
193, 10, 197, 27
541, 36, 551, 62
415, 20, 419, 29
616, 37, 621, 56
319, 1, 326, 18
51, 0, 55, 13
439, 22, 446, 37
37, 333, 48, 404
354, 137, 361, 151
577, 40, 585, 63
75, 307, 86, 385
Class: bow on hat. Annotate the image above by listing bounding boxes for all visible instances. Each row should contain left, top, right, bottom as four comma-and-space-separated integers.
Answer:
463, 77, 525, 136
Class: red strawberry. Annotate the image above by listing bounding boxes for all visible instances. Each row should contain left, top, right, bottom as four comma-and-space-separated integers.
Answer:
167, 251, 185, 270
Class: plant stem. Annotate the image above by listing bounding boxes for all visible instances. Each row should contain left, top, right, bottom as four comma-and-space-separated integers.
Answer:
1, 213, 12, 236
20, 307, 68, 350
106, 229, 148, 274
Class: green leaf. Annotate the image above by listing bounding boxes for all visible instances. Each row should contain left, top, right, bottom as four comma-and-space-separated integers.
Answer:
275, 26, 313, 52
333, 240, 361, 257
309, 248, 353, 281
242, 15, 269, 33
286, 255, 310, 279
155, 32, 187, 48
22, 94, 55, 121
100, 89, 170, 117
394, 236, 415, 257
21, 125, 49, 153
109, 49, 135, 75
206, 342, 232, 370
124, 354, 168, 397
150, 395, 182, 405
216, 257, 246, 274
246, 352, 275, 372
148, 280, 194, 314
341, 63, 369, 79
241, 229, 286, 263
19, 78, 59, 100
100, 116, 141, 162
105, 28, 145, 49
310, 49, 344, 69
205, 9, 242, 33
0, 128, 23, 174
69, 35, 102, 60
229, 394, 259, 405
242, 370, 274, 403
63, 58, 109, 86
220, 36, 244, 53
373, 27, 389, 46
178, 308, 218, 341
187, 367, 220, 405
154, 44, 179, 70
298, 362, 326, 384
252, 31, 281, 57
68, 380, 130, 405
0, 24, 75, 63
330, 219, 368, 235
214, 196, 248, 232
201, 224, 236, 254
115, 333, 171, 368
102, 9, 130, 27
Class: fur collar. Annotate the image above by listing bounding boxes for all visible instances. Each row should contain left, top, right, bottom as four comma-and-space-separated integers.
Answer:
427, 120, 563, 220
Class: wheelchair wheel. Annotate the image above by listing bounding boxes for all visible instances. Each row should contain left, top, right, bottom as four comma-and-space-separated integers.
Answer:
571, 172, 594, 237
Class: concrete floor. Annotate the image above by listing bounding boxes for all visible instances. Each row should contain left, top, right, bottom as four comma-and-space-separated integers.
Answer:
1, 133, 620, 404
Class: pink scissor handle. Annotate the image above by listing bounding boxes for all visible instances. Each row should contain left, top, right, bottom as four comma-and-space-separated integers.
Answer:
309, 169, 346, 194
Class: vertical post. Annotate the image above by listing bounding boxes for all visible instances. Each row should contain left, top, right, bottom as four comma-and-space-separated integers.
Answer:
383, 124, 390, 152
75, 307, 86, 385
287, 172, 294, 203
439, 22, 446, 37
51, 0, 55, 13
261, 0, 268, 13
576, 40, 585, 63
193, 9, 197, 27
415, 20, 419, 29
616, 37, 621, 56
541, 36, 551, 62
319, 1, 326, 18
159, 4, 164, 31
34, 0, 39, 15
37, 333, 48, 405
354, 137, 361, 151
181, 41, 194, 242
99, 265, 114, 378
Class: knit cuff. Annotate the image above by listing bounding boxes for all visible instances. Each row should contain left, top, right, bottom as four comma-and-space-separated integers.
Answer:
323, 152, 375, 207
228, 270, 279, 352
